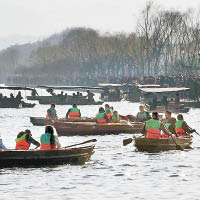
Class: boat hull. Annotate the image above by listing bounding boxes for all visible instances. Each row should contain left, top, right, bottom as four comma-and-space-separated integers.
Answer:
149, 106, 190, 113
30, 117, 96, 126
0, 102, 35, 108
135, 137, 193, 152
54, 121, 138, 136
39, 98, 103, 105
0, 146, 94, 167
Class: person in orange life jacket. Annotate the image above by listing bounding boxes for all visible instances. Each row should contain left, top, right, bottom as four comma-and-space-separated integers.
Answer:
96, 107, 110, 123
142, 112, 170, 139
16, 129, 40, 150
161, 111, 176, 138
136, 105, 150, 122
40, 126, 61, 150
46, 104, 57, 120
66, 104, 81, 120
105, 104, 113, 119
175, 114, 195, 137
111, 111, 120, 123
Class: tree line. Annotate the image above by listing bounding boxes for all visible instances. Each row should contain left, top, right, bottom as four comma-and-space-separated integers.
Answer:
3, 2, 200, 85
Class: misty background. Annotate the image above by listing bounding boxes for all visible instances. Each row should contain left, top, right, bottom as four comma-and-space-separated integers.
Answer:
1, 0, 200, 85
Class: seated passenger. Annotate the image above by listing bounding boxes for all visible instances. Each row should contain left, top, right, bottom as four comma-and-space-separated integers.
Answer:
66, 104, 81, 120
162, 111, 176, 138
96, 107, 110, 123
16, 129, 40, 150
40, 126, 61, 150
136, 105, 150, 122
175, 114, 195, 137
142, 112, 169, 139
105, 104, 112, 119
46, 104, 57, 120
111, 111, 120, 123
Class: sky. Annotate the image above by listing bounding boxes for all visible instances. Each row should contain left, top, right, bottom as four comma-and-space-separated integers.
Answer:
0, 0, 200, 47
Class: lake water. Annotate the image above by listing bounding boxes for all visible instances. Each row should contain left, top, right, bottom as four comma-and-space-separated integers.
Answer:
0, 89, 200, 200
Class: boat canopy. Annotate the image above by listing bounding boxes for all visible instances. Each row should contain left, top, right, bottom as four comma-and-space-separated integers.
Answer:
140, 87, 190, 93
38, 85, 103, 90
0, 86, 35, 91
137, 84, 160, 88
98, 83, 123, 87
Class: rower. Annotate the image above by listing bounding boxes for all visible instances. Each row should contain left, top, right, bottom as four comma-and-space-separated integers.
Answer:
161, 111, 176, 138
142, 112, 169, 139
40, 126, 61, 150
105, 104, 113, 119
96, 107, 110, 123
15, 129, 40, 150
136, 105, 150, 122
46, 104, 57, 120
175, 114, 196, 137
66, 104, 81, 120
111, 111, 120, 123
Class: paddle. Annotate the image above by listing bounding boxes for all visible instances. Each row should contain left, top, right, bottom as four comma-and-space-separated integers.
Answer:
123, 121, 145, 146
187, 125, 200, 136
63, 139, 97, 149
123, 138, 133, 146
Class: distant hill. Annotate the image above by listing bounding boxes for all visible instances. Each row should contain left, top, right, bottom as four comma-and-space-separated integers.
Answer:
0, 35, 40, 50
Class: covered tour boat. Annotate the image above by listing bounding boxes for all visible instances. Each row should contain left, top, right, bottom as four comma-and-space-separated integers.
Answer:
140, 87, 190, 113
0, 145, 95, 167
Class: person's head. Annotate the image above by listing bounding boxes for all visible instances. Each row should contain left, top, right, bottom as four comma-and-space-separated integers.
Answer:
73, 104, 77, 108
25, 129, 31, 135
45, 126, 55, 146
17, 131, 25, 138
51, 104, 55, 109
45, 126, 54, 135
177, 114, 183, 121
99, 107, 105, 113
165, 111, 171, 119
105, 104, 109, 109
61, 91, 63, 95
113, 111, 118, 116
139, 105, 144, 112
152, 112, 159, 120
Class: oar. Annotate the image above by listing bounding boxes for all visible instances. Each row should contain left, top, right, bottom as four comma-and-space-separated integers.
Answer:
187, 125, 200, 137
123, 121, 145, 146
163, 123, 184, 151
123, 138, 133, 146
63, 139, 97, 149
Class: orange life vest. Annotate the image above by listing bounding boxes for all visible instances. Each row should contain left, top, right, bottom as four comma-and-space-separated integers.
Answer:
96, 113, 107, 123
146, 119, 161, 139
68, 108, 80, 120
175, 120, 187, 137
15, 134, 30, 150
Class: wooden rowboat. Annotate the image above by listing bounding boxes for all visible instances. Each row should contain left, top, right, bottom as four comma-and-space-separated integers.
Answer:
30, 117, 96, 126
134, 137, 193, 152
0, 145, 95, 167
54, 121, 140, 136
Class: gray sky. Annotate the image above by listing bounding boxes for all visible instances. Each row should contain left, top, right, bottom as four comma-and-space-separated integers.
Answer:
0, 0, 200, 37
